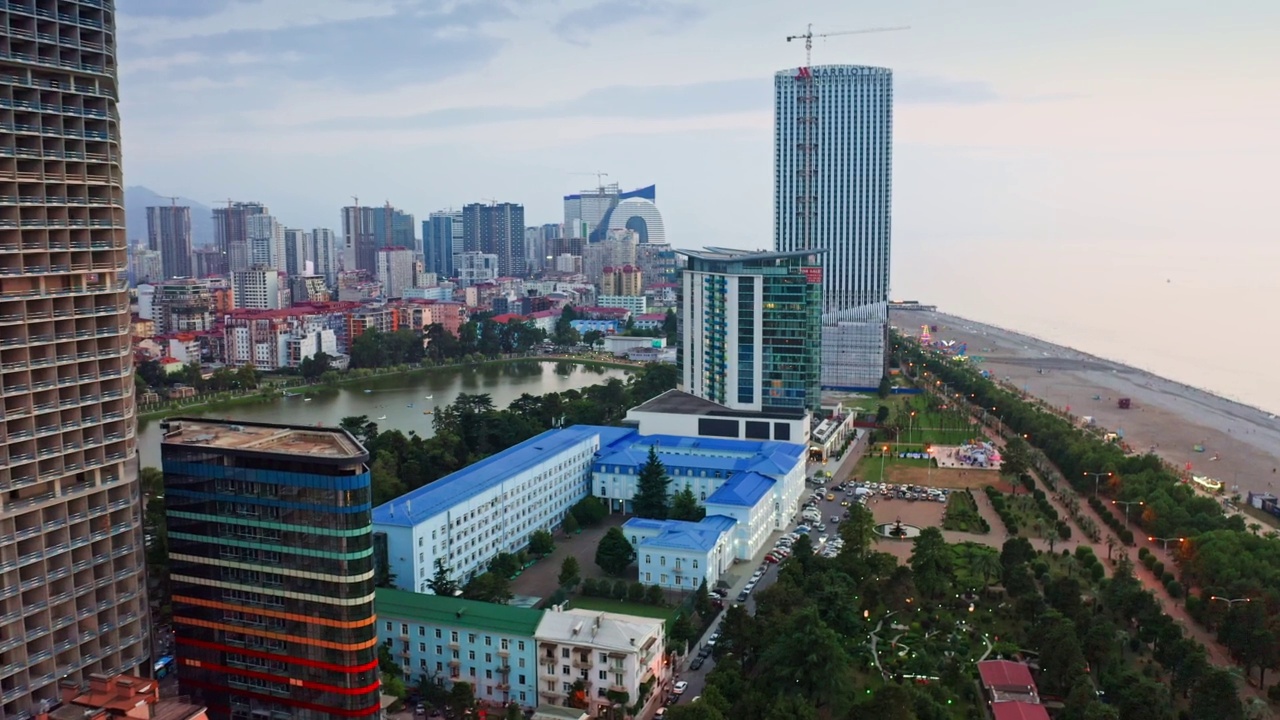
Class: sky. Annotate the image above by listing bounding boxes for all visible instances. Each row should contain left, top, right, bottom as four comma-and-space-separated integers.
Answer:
117, 0, 1280, 410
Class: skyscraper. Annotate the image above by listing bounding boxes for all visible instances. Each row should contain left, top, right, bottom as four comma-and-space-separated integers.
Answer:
678, 248, 824, 415
146, 205, 194, 279
283, 228, 309, 277
0, 2, 152, 714
308, 228, 338, 286
162, 419, 380, 720
562, 184, 659, 242
214, 202, 268, 274
246, 213, 284, 272
341, 203, 413, 275
774, 65, 892, 390
422, 210, 462, 279
462, 202, 525, 277
375, 247, 415, 298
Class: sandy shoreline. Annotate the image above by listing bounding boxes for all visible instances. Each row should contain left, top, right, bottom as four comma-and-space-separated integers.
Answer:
891, 309, 1280, 501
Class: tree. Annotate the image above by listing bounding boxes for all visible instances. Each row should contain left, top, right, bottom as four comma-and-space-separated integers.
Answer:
462, 572, 512, 604
663, 308, 678, 343
570, 496, 608, 527
877, 376, 891, 399
632, 446, 672, 519
908, 527, 952, 599
427, 558, 459, 596
503, 702, 523, 720
757, 606, 853, 710
371, 449, 406, 506
669, 484, 704, 522
669, 613, 695, 654
645, 584, 665, 605
970, 549, 1003, 591
665, 702, 725, 720
595, 527, 636, 576
559, 556, 581, 589
876, 405, 891, 423
529, 529, 555, 557
300, 351, 332, 381
447, 681, 476, 717
562, 511, 581, 535
378, 640, 402, 674
1189, 668, 1244, 720
838, 503, 876, 556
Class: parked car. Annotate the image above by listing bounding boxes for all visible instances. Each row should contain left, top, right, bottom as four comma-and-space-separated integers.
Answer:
674, 681, 688, 695
689, 656, 704, 671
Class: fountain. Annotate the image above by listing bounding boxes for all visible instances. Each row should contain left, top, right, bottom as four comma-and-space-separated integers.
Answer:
876, 516, 922, 539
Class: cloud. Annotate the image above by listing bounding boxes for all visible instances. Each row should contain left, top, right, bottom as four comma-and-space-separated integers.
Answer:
118, 0, 242, 20
552, 0, 703, 43
120, 0, 511, 88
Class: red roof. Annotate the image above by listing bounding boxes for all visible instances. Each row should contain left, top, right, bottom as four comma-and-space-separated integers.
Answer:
992, 702, 1050, 720
490, 313, 526, 324
978, 661, 1037, 692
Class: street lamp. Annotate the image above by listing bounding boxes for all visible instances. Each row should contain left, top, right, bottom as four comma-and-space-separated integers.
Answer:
1112, 499, 1144, 523
1148, 536, 1184, 551
1084, 471, 1113, 496
880, 445, 889, 482
1209, 596, 1252, 607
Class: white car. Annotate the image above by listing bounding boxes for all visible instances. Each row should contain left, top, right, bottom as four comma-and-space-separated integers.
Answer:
817, 534, 829, 545
673, 681, 688, 695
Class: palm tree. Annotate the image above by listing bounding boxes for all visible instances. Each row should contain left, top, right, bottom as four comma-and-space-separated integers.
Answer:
1247, 523, 1262, 536
1105, 535, 1117, 562
971, 551, 1002, 591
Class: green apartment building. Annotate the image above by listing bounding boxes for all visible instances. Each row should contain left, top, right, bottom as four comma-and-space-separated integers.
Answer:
677, 248, 824, 416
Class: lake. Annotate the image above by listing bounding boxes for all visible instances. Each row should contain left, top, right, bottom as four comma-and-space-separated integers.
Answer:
135, 360, 632, 468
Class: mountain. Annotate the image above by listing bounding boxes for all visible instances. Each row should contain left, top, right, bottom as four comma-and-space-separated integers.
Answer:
124, 186, 216, 248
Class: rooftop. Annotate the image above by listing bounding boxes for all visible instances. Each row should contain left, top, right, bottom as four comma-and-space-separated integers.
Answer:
625, 516, 736, 553
160, 419, 364, 459
536, 607, 663, 652
991, 702, 1051, 720
628, 389, 806, 420
594, 430, 804, 478
705, 472, 776, 507
373, 426, 635, 526
677, 246, 826, 263
977, 660, 1037, 692
375, 587, 544, 637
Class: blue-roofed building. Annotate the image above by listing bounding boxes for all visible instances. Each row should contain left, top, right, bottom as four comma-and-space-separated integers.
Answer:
623, 516, 736, 590
373, 425, 635, 591
592, 433, 806, 530
705, 472, 777, 561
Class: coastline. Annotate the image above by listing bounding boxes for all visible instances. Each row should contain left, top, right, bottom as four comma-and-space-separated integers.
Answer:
135, 356, 642, 422
893, 308, 1280, 502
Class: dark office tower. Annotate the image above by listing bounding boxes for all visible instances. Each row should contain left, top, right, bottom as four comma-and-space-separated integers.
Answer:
146, 205, 193, 279
341, 203, 413, 275
422, 210, 461, 278
0, 1, 153, 716
213, 202, 267, 274
282, 228, 309, 277
162, 419, 380, 720
462, 202, 525, 277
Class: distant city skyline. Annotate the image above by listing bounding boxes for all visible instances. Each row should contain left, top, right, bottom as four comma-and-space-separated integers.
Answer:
115, 0, 1280, 408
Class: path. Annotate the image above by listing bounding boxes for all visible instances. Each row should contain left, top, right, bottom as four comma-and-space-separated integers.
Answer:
914, 380, 1266, 701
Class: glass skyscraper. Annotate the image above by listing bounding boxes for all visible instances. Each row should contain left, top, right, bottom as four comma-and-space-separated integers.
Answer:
0, 2, 152, 716
774, 64, 892, 391
162, 419, 379, 720
678, 248, 824, 415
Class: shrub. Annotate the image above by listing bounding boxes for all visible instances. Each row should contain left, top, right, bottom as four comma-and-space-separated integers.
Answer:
1166, 580, 1184, 598
1056, 522, 1071, 540
628, 582, 646, 603
1138, 547, 1150, 560
612, 579, 628, 600
581, 578, 598, 597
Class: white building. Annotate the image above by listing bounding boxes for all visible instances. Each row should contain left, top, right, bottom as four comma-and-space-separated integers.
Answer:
377, 246, 416, 298
456, 251, 500, 287
231, 267, 285, 309
590, 430, 807, 541
534, 607, 668, 718
624, 389, 810, 447
309, 227, 339, 286
596, 295, 646, 314
246, 213, 285, 272
774, 65, 892, 391
622, 516, 735, 590
373, 426, 635, 590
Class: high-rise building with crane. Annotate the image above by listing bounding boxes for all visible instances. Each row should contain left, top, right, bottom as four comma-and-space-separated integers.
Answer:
0, 2, 153, 715
146, 202, 193, 280
214, 201, 268, 274
462, 201, 525, 277
774, 24, 905, 391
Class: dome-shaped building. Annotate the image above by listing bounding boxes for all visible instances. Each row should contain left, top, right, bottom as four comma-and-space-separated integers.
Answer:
593, 197, 665, 245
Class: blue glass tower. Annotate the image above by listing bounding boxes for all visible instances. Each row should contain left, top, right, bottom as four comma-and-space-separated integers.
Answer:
774, 65, 892, 390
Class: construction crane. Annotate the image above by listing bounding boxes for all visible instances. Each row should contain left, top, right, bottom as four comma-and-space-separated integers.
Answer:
785, 24, 910, 66
570, 171, 609, 192
158, 195, 181, 207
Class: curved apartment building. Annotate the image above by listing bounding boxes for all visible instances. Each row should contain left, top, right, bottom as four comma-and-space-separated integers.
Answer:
0, 1, 151, 717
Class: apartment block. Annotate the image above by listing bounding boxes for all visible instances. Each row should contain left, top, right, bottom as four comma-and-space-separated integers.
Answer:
151, 279, 215, 335
162, 419, 380, 720
375, 589, 542, 709
534, 607, 667, 718
0, 1, 152, 715
145, 205, 192, 280
230, 268, 284, 310
222, 309, 337, 371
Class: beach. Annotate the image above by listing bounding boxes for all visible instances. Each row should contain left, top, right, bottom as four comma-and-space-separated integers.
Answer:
892, 309, 1280, 501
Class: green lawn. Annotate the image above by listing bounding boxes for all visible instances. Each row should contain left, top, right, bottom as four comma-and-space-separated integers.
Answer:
565, 597, 680, 628
887, 395, 984, 446
853, 453, 934, 484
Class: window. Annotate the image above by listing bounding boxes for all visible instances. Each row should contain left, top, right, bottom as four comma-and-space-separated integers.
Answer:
485, 653, 492, 663
599, 653, 608, 663
436, 645, 442, 655
468, 651, 475, 660
645, 572, 651, 582
518, 641, 525, 651
451, 631, 459, 642
501, 638, 509, 650
419, 643, 426, 652
435, 629, 442, 639
562, 665, 569, 676
693, 559, 699, 569
418, 537, 424, 546
644, 554, 651, 564
468, 634, 476, 644
519, 675, 526, 685
485, 670, 493, 679
660, 556, 666, 566
598, 670, 607, 680
436, 662, 443, 671
384, 621, 392, 631
485, 635, 492, 646
418, 627, 426, 637
401, 624, 409, 635
419, 659, 427, 668
561, 648, 570, 659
